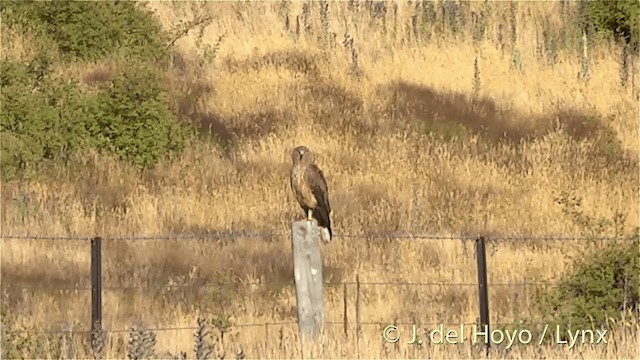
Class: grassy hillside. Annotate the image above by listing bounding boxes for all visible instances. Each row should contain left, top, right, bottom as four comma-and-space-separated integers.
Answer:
1, 1, 639, 358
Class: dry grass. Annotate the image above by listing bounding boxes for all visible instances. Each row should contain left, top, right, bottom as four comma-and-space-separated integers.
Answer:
1, 1, 639, 359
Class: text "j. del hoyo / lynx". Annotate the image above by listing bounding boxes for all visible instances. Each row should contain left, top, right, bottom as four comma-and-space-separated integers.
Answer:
411, 324, 608, 350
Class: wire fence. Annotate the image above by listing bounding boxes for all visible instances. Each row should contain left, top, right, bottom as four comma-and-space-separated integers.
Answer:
3, 281, 566, 292
1, 231, 636, 339
1, 232, 637, 241
4, 321, 562, 336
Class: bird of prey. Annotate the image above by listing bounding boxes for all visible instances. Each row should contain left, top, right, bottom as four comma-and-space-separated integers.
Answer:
290, 146, 333, 243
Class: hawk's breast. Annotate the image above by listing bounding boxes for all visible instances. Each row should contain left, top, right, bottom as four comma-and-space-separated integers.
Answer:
291, 164, 317, 208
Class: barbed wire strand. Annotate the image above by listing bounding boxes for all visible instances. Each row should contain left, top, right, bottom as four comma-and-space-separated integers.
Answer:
2, 232, 634, 337
3, 321, 568, 335
1, 232, 637, 241
2, 231, 631, 293
1, 280, 579, 293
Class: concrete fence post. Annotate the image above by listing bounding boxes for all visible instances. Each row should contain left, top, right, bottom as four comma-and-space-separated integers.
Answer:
290, 220, 325, 342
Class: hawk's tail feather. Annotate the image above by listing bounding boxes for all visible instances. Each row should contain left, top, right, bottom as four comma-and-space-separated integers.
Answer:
314, 208, 332, 243
320, 226, 331, 244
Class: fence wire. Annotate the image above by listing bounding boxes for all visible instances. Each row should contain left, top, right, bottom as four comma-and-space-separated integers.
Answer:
3, 321, 564, 336
1, 232, 637, 241
2, 231, 635, 342
2, 281, 570, 293
2, 231, 633, 293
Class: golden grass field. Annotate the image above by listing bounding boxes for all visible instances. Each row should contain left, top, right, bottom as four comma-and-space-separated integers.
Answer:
1, 1, 639, 358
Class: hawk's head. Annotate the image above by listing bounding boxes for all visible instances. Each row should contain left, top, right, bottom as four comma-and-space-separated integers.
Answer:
291, 145, 314, 165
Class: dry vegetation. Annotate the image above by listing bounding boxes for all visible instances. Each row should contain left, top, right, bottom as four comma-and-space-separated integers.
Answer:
1, 1, 639, 359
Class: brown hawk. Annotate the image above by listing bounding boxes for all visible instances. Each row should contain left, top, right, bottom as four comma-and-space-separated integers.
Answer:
290, 146, 333, 243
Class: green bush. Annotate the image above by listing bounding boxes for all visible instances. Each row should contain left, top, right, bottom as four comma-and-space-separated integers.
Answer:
0, 56, 99, 180
535, 194, 640, 340
92, 61, 190, 168
586, 0, 639, 50
0, 0, 192, 179
536, 238, 639, 339
1, 53, 192, 180
0, 0, 169, 62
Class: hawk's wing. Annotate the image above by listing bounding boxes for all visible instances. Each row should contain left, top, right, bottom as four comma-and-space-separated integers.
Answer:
307, 164, 331, 214
306, 163, 333, 242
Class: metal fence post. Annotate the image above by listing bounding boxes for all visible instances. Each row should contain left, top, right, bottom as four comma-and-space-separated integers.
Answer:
475, 236, 490, 355
91, 237, 103, 343
291, 220, 325, 342
355, 273, 361, 359
343, 282, 348, 339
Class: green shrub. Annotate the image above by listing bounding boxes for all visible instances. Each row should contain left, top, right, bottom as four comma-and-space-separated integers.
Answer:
586, 0, 639, 50
0, 56, 99, 180
0, 0, 169, 62
92, 61, 190, 168
535, 194, 640, 340
536, 238, 639, 339
1, 53, 191, 180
